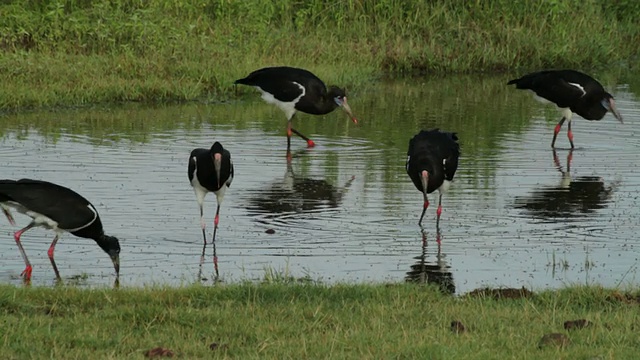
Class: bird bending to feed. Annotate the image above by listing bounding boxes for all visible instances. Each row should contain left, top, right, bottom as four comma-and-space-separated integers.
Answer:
0, 179, 120, 282
234, 66, 358, 151
507, 69, 623, 148
406, 129, 460, 230
188, 141, 234, 276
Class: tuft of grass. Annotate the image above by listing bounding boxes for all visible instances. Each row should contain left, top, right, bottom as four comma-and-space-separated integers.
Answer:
261, 264, 317, 285
0, 0, 639, 110
0, 283, 639, 359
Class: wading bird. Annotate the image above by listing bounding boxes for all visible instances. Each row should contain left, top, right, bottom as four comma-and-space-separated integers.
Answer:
234, 66, 358, 151
406, 129, 460, 228
507, 70, 623, 148
0, 179, 120, 282
188, 141, 234, 276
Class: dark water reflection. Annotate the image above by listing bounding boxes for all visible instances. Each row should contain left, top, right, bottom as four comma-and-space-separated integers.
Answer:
514, 150, 619, 219
1, 73, 639, 293
405, 229, 455, 295
246, 150, 355, 221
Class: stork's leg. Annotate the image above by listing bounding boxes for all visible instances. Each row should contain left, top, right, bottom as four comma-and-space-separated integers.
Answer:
291, 128, 315, 148
551, 117, 566, 148
199, 205, 207, 245
436, 193, 444, 229
419, 192, 429, 226
2, 206, 15, 226
211, 204, 221, 279
14, 222, 36, 282
567, 118, 574, 149
285, 112, 315, 149
47, 234, 61, 280
287, 118, 293, 152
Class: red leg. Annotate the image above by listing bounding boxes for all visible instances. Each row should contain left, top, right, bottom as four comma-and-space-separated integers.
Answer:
47, 235, 62, 280
436, 194, 443, 229
291, 128, 315, 148
287, 113, 314, 149
418, 197, 429, 226
287, 119, 293, 151
14, 222, 36, 282
567, 119, 574, 149
551, 117, 566, 148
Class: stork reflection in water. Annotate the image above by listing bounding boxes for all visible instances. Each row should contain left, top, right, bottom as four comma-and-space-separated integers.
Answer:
514, 149, 619, 218
246, 150, 355, 220
405, 227, 455, 295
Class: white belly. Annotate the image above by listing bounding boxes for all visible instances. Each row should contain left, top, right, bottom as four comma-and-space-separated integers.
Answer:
438, 180, 452, 194
2, 201, 59, 229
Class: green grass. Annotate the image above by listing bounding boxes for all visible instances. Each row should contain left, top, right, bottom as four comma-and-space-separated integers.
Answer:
1, 283, 639, 359
1, 0, 639, 109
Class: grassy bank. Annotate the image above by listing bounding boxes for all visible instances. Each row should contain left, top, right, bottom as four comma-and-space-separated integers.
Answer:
0, 0, 639, 109
1, 283, 639, 359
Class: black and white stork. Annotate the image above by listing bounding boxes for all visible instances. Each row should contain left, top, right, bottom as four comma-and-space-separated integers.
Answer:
508, 70, 623, 148
406, 129, 460, 230
188, 141, 234, 276
0, 179, 121, 282
235, 66, 358, 151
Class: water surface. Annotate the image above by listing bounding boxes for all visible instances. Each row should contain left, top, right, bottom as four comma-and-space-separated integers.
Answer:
1, 74, 639, 293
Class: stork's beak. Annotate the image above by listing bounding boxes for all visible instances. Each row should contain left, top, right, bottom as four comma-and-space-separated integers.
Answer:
609, 98, 623, 124
214, 153, 222, 188
420, 170, 429, 194
339, 97, 358, 124
109, 251, 120, 277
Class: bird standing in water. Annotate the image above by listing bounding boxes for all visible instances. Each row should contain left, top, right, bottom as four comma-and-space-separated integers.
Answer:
235, 66, 358, 152
508, 70, 623, 148
0, 179, 120, 283
188, 141, 234, 278
406, 129, 460, 230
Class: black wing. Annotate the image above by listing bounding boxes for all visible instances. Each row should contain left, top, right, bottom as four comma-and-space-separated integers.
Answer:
188, 148, 209, 183
235, 66, 325, 102
225, 149, 234, 188
508, 70, 587, 108
442, 133, 460, 181
407, 130, 460, 180
0, 179, 99, 231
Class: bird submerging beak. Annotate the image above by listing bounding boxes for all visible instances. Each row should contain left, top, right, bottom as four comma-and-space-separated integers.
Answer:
602, 98, 623, 124
335, 97, 358, 124
109, 251, 120, 277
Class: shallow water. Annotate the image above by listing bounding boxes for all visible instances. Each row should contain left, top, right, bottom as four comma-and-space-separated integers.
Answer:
1, 73, 639, 293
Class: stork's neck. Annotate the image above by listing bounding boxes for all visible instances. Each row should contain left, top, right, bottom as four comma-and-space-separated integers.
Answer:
315, 93, 339, 115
